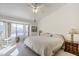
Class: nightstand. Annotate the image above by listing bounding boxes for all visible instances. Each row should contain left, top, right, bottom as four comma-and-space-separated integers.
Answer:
64, 41, 79, 55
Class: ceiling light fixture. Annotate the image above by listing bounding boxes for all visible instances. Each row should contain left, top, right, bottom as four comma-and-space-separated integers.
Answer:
31, 3, 41, 24
31, 3, 41, 14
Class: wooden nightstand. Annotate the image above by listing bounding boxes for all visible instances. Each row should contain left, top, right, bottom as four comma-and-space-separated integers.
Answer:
64, 41, 79, 55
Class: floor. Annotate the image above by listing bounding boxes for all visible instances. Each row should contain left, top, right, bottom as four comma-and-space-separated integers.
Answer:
0, 41, 38, 56
0, 40, 76, 56
55, 49, 76, 56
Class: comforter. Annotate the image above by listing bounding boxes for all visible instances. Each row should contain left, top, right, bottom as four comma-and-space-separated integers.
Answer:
24, 35, 64, 56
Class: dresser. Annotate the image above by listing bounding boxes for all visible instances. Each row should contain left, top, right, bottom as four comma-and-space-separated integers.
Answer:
64, 41, 79, 55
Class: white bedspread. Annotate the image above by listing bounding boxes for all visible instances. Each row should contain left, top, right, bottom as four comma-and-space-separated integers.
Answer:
24, 35, 64, 56
55, 49, 76, 56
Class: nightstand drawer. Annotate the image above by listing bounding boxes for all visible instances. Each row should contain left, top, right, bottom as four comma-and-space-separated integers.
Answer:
64, 41, 78, 55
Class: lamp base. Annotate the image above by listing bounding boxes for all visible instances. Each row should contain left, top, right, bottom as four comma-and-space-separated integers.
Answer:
71, 34, 74, 43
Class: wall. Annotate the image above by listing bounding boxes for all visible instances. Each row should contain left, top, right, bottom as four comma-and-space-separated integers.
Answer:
38, 4, 79, 35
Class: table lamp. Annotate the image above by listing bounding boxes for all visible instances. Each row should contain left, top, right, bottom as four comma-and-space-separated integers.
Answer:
69, 28, 78, 42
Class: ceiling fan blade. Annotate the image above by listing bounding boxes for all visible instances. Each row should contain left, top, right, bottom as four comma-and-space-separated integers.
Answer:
26, 3, 44, 9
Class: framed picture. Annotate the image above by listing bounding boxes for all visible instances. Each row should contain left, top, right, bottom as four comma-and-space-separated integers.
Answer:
31, 26, 37, 32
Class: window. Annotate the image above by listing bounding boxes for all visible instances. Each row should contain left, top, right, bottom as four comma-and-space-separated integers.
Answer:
11, 23, 24, 36
0, 22, 5, 40
17, 24, 23, 36
11, 23, 17, 36
0, 22, 4, 32
11, 23, 29, 37
25, 25, 29, 36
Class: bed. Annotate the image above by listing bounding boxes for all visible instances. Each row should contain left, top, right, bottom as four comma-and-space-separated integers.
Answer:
24, 34, 65, 56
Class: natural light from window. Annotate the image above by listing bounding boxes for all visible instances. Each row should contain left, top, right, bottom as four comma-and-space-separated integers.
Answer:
0, 22, 5, 40
11, 23, 29, 37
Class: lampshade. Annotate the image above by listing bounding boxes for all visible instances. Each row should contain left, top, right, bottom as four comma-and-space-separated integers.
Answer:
69, 28, 78, 34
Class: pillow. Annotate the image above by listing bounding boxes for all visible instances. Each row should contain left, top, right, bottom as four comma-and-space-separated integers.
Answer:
53, 34, 65, 41
40, 33, 53, 37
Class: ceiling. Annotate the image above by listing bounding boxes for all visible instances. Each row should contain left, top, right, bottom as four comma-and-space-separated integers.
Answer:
0, 3, 66, 22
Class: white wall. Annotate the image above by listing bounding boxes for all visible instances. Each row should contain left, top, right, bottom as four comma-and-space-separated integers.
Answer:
38, 4, 79, 35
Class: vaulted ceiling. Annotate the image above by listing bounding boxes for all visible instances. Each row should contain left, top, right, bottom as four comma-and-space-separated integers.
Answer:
0, 3, 65, 22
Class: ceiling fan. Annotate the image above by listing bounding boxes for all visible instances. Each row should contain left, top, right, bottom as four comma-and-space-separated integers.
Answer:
27, 3, 44, 23
27, 3, 44, 13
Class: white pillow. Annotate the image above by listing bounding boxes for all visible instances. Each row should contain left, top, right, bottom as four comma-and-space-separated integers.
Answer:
40, 33, 53, 37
